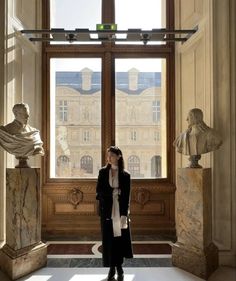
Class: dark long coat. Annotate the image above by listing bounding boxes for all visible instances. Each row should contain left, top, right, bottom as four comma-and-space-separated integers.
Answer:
96, 166, 133, 266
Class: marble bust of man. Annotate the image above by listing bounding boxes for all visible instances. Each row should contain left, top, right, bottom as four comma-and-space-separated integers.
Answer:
173, 108, 222, 167
0, 103, 44, 167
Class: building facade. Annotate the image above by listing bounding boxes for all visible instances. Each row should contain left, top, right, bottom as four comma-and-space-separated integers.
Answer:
55, 68, 165, 179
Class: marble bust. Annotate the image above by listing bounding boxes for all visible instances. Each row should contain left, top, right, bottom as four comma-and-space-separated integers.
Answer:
0, 103, 44, 167
173, 108, 222, 168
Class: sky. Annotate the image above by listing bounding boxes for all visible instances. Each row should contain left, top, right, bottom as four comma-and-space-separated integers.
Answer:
50, 0, 164, 72
52, 58, 163, 72
51, 0, 164, 30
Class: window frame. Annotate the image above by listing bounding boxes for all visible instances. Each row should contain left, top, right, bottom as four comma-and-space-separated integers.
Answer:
41, 0, 175, 187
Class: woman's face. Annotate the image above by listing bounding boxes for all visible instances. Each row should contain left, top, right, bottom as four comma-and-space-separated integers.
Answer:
107, 151, 120, 166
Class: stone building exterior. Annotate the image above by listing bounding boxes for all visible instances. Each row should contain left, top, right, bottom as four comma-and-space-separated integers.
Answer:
55, 68, 166, 178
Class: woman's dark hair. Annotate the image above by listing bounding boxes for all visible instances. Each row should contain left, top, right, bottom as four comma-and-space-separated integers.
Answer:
107, 146, 124, 171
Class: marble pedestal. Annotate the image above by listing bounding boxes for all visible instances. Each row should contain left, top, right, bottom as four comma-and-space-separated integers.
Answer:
172, 168, 218, 279
0, 168, 47, 280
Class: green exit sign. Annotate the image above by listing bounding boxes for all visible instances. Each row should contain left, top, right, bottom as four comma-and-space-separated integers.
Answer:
96, 24, 117, 31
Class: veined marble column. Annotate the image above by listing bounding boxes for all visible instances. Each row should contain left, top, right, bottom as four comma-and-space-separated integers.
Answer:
172, 168, 218, 279
0, 168, 47, 280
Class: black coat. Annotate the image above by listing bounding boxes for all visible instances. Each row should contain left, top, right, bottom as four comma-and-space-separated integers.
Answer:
96, 166, 133, 266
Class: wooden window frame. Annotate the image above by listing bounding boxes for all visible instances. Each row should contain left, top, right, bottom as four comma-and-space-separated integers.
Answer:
41, 0, 175, 193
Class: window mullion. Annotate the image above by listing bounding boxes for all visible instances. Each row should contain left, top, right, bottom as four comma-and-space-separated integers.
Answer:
102, 52, 115, 165
102, 0, 115, 23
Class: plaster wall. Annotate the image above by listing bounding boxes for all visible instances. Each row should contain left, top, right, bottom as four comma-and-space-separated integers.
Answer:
6, 0, 42, 168
175, 0, 236, 266
0, 0, 42, 245
0, 0, 6, 245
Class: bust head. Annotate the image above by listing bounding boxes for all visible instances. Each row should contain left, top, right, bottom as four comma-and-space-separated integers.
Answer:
13, 103, 30, 125
173, 107, 223, 167
187, 108, 203, 127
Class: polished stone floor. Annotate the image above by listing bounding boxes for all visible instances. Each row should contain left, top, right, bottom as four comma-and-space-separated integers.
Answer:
46, 240, 172, 268
0, 266, 235, 281
0, 239, 235, 281
47, 257, 172, 268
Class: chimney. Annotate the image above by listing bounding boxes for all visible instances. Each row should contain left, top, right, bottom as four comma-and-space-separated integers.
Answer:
81, 67, 93, 91
128, 68, 139, 91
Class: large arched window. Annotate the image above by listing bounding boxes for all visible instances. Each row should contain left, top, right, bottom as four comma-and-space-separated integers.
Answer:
56, 155, 70, 177
80, 155, 93, 174
128, 155, 140, 177
57, 155, 70, 166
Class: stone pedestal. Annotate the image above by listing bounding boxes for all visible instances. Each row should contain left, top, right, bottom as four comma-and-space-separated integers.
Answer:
0, 168, 47, 280
172, 168, 218, 279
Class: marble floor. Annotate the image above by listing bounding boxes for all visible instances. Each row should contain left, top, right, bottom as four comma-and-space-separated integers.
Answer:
0, 240, 235, 281
0, 266, 235, 281
46, 240, 172, 268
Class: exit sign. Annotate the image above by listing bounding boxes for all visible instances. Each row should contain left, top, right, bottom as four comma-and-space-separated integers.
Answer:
96, 24, 117, 31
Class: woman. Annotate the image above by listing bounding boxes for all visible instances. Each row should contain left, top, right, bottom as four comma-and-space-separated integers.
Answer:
96, 146, 133, 281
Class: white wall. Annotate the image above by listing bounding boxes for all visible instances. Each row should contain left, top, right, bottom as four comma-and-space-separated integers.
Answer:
0, 0, 42, 245
0, 0, 6, 245
212, 0, 236, 266
175, 0, 236, 266
6, 0, 42, 167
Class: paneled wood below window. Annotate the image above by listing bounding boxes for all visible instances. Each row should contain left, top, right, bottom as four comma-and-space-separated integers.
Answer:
42, 182, 175, 239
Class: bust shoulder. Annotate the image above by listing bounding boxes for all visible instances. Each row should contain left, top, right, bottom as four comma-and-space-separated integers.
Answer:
2, 120, 22, 135
3, 120, 37, 135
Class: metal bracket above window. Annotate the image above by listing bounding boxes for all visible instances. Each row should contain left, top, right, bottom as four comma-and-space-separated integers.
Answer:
20, 26, 198, 44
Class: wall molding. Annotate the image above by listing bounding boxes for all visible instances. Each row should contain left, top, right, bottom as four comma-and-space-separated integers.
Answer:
0, 0, 6, 244
175, 0, 236, 266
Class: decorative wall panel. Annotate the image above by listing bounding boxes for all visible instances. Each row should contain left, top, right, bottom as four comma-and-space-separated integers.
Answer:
0, 0, 5, 243
211, 0, 234, 264
0, 0, 42, 243
175, 0, 236, 267
14, 0, 37, 29
180, 37, 205, 125
42, 184, 175, 238
180, 0, 203, 29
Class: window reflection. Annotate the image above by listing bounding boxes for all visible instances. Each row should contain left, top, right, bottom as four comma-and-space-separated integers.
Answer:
51, 58, 167, 179
115, 58, 167, 178
50, 58, 101, 178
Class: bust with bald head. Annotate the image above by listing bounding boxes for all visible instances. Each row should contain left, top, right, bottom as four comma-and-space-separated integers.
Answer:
0, 103, 44, 167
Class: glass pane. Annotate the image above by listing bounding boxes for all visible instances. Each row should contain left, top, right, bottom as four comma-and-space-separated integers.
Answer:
115, 0, 166, 30
115, 59, 167, 179
115, 0, 166, 45
50, 0, 101, 44
50, 0, 101, 30
50, 58, 101, 178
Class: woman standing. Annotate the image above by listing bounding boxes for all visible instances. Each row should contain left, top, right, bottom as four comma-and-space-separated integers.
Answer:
96, 146, 133, 281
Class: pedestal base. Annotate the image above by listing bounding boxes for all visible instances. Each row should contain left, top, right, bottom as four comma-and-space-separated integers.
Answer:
0, 242, 47, 280
172, 242, 218, 279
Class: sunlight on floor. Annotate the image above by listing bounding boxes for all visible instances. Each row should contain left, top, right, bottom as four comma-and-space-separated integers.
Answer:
0, 266, 235, 281
21, 276, 52, 281
16, 268, 204, 281
69, 274, 135, 281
